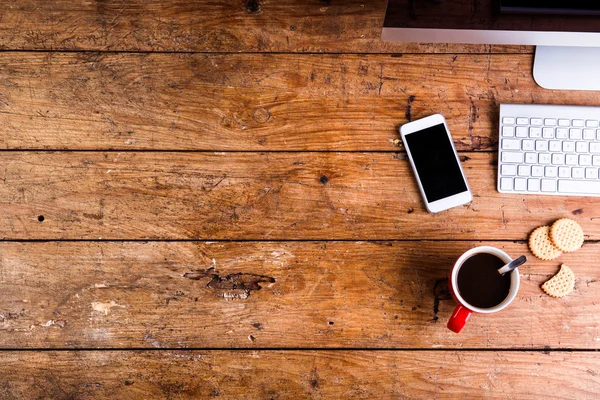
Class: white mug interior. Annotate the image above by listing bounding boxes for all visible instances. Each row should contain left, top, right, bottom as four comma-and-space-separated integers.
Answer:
450, 246, 520, 314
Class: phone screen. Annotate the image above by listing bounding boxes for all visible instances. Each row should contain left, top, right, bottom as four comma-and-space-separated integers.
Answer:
404, 123, 468, 202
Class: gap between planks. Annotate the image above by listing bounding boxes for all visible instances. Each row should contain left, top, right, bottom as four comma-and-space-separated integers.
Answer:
0, 348, 597, 352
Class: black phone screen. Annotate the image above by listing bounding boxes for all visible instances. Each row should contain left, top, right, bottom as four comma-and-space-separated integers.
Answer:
404, 123, 468, 203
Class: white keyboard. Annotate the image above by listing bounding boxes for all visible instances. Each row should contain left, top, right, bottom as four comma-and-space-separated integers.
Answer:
498, 103, 600, 196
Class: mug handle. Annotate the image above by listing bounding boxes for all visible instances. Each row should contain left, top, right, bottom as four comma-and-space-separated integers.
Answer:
447, 305, 472, 333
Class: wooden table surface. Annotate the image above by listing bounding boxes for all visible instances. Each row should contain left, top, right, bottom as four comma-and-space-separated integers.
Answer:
1, 1, 600, 399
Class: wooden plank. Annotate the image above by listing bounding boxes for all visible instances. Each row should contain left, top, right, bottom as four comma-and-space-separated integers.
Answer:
1, 350, 599, 399
4, 53, 600, 151
0, 152, 598, 240
0, 0, 530, 53
1, 241, 599, 348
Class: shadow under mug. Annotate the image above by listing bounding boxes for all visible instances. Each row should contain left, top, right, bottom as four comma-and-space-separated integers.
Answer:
447, 246, 520, 333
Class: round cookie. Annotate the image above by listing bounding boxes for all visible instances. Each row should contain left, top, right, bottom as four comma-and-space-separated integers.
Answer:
529, 226, 562, 260
549, 218, 584, 253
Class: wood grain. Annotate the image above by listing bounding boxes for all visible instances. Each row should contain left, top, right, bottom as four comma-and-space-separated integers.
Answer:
2, 241, 599, 348
0, 0, 530, 54
1, 350, 599, 399
1, 152, 598, 240
4, 53, 600, 151
2, 1, 598, 398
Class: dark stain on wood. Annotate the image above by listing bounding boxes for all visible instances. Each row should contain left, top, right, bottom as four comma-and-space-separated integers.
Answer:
252, 323, 264, 330
0, 309, 27, 322
309, 367, 320, 389
245, 0, 260, 14
432, 279, 452, 322
405, 95, 416, 122
468, 99, 481, 149
183, 267, 275, 294
572, 208, 584, 215
319, 175, 329, 185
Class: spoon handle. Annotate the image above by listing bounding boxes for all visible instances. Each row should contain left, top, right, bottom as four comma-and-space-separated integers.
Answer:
498, 255, 527, 275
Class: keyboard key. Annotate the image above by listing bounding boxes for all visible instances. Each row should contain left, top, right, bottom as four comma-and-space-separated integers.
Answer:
541, 179, 557, 192
562, 141, 575, 152
590, 143, 600, 153
525, 153, 537, 164
594, 155, 600, 166
529, 127, 542, 138
528, 178, 540, 192
532, 166, 544, 177
502, 126, 515, 137
570, 128, 582, 140
530, 118, 543, 126
500, 177, 513, 191
558, 119, 570, 126
542, 127, 554, 138
573, 119, 585, 127
516, 127, 528, 137
502, 139, 521, 150
539, 153, 551, 164
566, 154, 578, 165
549, 140, 562, 152
586, 167, 598, 179
502, 152, 524, 163
580, 154, 592, 166
516, 117, 529, 125
522, 140, 535, 151
584, 129, 596, 140
572, 167, 585, 179
535, 140, 548, 152
518, 165, 531, 176
552, 153, 565, 165
576, 141, 589, 153
559, 179, 600, 194
544, 119, 557, 126
556, 128, 568, 139
558, 166, 571, 178
502, 117, 516, 124
597, 129, 600, 141
501, 164, 517, 176
545, 166, 558, 178
514, 178, 527, 191
587, 120, 599, 128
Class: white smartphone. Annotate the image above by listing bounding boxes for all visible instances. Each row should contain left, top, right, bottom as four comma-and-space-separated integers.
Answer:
399, 114, 472, 213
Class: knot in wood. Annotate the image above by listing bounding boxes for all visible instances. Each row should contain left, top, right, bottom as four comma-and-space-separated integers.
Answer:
253, 108, 270, 124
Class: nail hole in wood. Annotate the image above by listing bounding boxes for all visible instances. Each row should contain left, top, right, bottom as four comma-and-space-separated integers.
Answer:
38, 215, 45, 222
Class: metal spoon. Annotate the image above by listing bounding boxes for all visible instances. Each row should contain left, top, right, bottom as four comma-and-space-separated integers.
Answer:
498, 255, 527, 275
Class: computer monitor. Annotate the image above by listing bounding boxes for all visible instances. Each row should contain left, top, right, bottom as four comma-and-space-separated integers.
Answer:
382, 1, 600, 91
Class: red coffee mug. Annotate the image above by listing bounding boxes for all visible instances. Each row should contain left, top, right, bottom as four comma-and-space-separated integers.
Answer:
447, 246, 520, 333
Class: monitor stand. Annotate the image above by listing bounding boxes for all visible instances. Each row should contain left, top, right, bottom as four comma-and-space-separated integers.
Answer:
533, 46, 600, 91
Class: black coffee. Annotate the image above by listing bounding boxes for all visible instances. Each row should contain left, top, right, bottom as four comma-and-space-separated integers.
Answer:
457, 253, 511, 309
